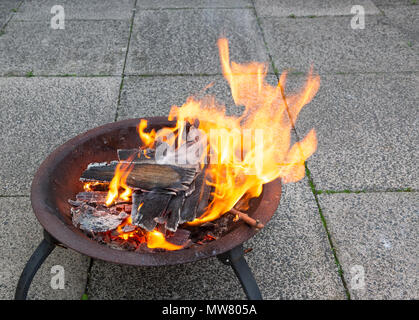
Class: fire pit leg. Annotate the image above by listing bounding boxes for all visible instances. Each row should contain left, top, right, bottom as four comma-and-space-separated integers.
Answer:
15, 230, 58, 300
217, 245, 262, 300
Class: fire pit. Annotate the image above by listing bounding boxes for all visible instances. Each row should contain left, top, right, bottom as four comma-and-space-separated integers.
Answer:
15, 37, 319, 300
15, 117, 281, 300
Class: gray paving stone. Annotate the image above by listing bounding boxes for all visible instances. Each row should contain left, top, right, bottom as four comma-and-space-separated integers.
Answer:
254, 0, 379, 17
292, 72, 418, 191
0, 77, 120, 196
16, 0, 134, 21
137, 0, 252, 9
125, 9, 269, 75
0, 0, 20, 28
246, 179, 346, 299
88, 256, 246, 299
0, 197, 89, 300
260, 15, 418, 73
0, 20, 130, 76
318, 192, 418, 299
371, 0, 414, 7
87, 179, 346, 299
382, 5, 419, 39
118, 75, 279, 120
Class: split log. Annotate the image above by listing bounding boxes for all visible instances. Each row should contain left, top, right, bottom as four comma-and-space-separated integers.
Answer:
165, 191, 185, 232
179, 170, 211, 224
80, 161, 197, 192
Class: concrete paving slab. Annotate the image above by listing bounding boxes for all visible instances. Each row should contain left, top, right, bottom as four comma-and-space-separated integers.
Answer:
381, 5, 419, 39
371, 0, 414, 7
291, 72, 418, 191
318, 192, 418, 299
260, 15, 418, 73
87, 179, 346, 299
254, 0, 379, 17
118, 75, 279, 120
137, 0, 252, 9
0, 20, 130, 76
16, 0, 134, 21
246, 180, 346, 299
125, 9, 269, 75
88, 256, 247, 299
0, 197, 89, 300
0, 0, 21, 28
0, 77, 120, 196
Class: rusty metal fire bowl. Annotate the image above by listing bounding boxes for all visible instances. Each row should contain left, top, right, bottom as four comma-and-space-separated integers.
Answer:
16, 117, 282, 300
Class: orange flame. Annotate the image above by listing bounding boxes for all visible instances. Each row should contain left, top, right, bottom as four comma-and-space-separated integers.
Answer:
146, 230, 184, 251
105, 161, 133, 206
184, 38, 318, 224
107, 37, 320, 246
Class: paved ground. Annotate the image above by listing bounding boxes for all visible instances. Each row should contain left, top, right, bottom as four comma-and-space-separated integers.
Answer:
0, 0, 417, 300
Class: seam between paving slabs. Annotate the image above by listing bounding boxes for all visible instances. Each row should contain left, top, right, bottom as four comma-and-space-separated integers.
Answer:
373, 2, 419, 42
114, 0, 137, 122
250, 0, 351, 299
304, 164, 351, 299
1, 70, 416, 78
316, 188, 417, 195
0, 195, 29, 198
0, 0, 24, 33
138, 7, 254, 11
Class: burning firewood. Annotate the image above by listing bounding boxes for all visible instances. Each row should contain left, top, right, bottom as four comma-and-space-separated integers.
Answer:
77, 138, 211, 233
229, 208, 264, 230
71, 203, 129, 233
80, 161, 197, 192
130, 190, 173, 231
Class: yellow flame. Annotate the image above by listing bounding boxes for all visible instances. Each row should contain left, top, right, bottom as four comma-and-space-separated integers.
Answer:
146, 230, 184, 251
121, 37, 320, 227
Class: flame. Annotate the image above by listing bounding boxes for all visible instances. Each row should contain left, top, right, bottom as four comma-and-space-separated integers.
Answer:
105, 160, 133, 206
110, 207, 184, 251
138, 119, 156, 149
105, 37, 320, 248
83, 181, 106, 192
183, 38, 318, 224
146, 230, 184, 251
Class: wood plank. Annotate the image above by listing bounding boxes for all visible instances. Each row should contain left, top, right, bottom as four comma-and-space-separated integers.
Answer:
165, 191, 185, 232
179, 170, 211, 223
131, 190, 173, 231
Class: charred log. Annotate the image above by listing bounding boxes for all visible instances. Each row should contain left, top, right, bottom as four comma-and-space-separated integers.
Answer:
164, 191, 185, 232
80, 161, 197, 192
130, 190, 173, 231
166, 229, 191, 247
179, 170, 212, 224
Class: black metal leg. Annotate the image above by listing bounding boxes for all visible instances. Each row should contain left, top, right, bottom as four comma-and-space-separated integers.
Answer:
15, 230, 58, 300
217, 245, 262, 300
